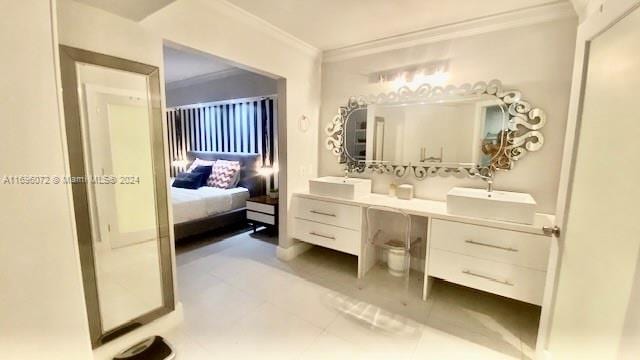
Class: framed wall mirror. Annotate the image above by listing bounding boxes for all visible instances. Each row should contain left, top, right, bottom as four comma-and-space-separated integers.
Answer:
59, 46, 174, 347
326, 80, 547, 179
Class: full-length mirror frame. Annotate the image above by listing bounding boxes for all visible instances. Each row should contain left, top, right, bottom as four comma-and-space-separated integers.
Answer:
59, 45, 174, 348
326, 80, 547, 179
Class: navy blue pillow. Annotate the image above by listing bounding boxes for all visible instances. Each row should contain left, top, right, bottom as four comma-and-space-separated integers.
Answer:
172, 172, 205, 189
190, 165, 212, 187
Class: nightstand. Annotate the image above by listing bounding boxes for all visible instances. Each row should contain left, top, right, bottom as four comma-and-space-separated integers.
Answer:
246, 195, 278, 232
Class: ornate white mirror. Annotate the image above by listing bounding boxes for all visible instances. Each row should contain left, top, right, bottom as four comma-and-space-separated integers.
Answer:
326, 80, 546, 179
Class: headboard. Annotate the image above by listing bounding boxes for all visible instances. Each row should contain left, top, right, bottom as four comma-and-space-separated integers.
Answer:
186, 151, 263, 197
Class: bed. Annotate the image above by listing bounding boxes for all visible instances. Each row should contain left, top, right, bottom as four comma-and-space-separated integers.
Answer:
172, 151, 263, 240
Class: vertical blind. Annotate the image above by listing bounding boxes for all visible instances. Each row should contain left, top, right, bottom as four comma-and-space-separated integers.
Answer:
165, 96, 278, 185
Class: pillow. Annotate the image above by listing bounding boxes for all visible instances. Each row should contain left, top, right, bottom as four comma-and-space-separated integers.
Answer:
187, 158, 215, 172
190, 165, 213, 187
208, 160, 241, 188
229, 168, 241, 188
172, 172, 205, 190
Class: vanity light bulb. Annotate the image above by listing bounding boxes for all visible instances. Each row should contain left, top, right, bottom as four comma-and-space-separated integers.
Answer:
393, 70, 450, 89
392, 72, 409, 87
429, 71, 450, 86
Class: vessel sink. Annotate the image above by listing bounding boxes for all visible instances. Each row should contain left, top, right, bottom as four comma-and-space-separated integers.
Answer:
446, 187, 536, 224
309, 176, 372, 200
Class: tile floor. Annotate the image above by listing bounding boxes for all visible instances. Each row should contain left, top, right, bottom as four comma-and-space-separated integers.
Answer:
161, 226, 541, 359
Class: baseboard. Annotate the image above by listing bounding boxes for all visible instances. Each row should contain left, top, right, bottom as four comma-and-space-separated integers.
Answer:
93, 302, 184, 360
277, 242, 312, 261
110, 231, 156, 249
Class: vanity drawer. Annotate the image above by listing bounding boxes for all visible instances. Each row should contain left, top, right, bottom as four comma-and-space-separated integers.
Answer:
293, 197, 361, 230
430, 219, 550, 271
429, 249, 546, 305
293, 218, 360, 256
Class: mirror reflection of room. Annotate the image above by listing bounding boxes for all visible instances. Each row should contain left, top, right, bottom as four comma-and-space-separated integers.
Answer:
77, 63, 163, 332
346, 96, 506, 166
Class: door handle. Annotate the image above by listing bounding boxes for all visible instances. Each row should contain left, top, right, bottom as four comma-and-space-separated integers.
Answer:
309, 231, 335, 240
465, 239, 518, 252
542, 226, 561, 237
309, 210, 336, 217
462, 269, 513, 286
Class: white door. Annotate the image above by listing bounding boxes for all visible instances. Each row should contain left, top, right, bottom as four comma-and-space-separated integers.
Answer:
540, 1, 640, 359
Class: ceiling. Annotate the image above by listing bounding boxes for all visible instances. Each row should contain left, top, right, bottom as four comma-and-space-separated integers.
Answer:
163, 45, 239, 84
226, 0, 569, 50
72, 0, 176, 21
73, 0, 576, 51
569, 0, 593, 18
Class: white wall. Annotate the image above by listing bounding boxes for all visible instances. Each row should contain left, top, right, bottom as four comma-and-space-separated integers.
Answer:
319, 18, 577, 214
0, 1, 92, 359
166, 70, 278, 107
5, 0, 317, 357
619, 248, 640, 359
142, 0, 322, 248
57, 0, 163, 66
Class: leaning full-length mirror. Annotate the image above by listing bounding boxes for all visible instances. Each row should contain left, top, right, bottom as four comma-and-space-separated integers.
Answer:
59, 46, 173, 347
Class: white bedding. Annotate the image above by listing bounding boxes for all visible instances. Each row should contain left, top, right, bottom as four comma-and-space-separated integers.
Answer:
171, 186, 250, 224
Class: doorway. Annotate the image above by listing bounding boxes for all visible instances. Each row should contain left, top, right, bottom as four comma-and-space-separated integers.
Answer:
161, 41, 288, 300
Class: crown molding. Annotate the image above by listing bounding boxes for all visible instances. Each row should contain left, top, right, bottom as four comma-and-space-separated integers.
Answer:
323, 1, 577, 63
166, 68, 246, 90
570, 0, 604, 21
214, 0, 321, 58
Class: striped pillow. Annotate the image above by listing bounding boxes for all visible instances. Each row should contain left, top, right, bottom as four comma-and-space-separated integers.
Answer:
209, 160, 241, 188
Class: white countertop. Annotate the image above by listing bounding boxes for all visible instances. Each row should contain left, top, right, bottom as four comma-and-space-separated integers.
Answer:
294, 191, 555, 236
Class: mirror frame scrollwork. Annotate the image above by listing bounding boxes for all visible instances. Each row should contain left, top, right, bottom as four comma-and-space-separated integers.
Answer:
325, 80, 546, 179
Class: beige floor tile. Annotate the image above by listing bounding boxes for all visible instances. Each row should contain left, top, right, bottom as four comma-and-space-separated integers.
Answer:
297, 330, 381, 360
413, 322, 521, 360
174, 230, 537, 360
203, 302, 324, 360
323, 301, 423, 359
428, 280, 534, 341
160, 326, 211, 360
181, 280, 264, 339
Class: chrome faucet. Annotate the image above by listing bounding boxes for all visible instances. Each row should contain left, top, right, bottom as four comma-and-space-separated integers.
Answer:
475, 172, 495, 192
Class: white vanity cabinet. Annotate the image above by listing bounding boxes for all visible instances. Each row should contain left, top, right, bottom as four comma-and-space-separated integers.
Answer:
292, 196, 364, 256
291, 192, 554, 305
427, 219, 550, 305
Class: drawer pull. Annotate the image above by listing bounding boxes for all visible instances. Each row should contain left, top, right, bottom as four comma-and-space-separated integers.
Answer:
309, 231, 335, 240
465, 239, 518, 252
309, 210, 336, 217
462, 269, 514, 286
